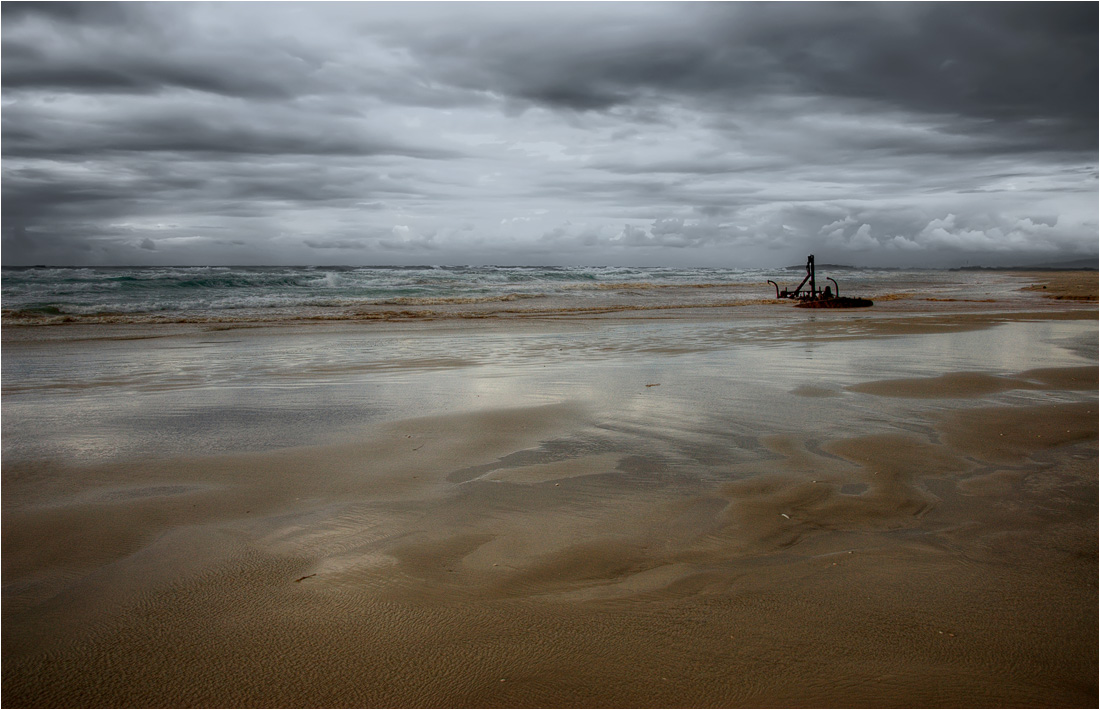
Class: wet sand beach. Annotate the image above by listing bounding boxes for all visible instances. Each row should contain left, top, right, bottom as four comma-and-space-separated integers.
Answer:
2, 271, 1097, 707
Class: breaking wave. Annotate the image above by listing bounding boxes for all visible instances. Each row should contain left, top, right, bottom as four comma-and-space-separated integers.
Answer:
1, 264, 951, 325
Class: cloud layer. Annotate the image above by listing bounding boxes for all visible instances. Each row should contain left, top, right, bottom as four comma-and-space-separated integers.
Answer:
3, 2, 1096, 267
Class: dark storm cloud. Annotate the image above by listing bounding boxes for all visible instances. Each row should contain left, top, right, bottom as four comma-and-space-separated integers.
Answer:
1, 1, 479, 108
1, 1, 317, 99
1, 2, 1096, 267
1, 1, 133, 26
398, 3, 1096, 149
1, 103, 461, 160
736, 4, 1096, 129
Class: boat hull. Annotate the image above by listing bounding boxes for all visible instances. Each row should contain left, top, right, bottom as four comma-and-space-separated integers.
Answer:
795, 297, 873, 308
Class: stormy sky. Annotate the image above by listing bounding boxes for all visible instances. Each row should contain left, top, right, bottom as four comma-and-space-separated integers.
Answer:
2, 2, 1097, 267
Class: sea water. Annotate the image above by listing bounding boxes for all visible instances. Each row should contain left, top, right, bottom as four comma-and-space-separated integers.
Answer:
1, 264, 1023, 323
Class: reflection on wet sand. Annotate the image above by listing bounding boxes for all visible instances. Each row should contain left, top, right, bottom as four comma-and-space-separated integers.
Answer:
2, 299, 1097, 707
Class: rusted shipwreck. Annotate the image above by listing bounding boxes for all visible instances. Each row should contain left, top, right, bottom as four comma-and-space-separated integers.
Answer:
767, 255, 873, 308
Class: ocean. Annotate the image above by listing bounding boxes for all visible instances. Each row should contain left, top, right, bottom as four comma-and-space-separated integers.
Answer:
0, 264, 1020, 324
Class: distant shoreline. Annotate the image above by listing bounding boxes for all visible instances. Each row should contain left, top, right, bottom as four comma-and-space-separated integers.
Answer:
955, 264, 1098, 272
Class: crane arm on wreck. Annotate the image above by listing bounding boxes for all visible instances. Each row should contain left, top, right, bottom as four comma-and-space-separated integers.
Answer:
767, 255, 873, 308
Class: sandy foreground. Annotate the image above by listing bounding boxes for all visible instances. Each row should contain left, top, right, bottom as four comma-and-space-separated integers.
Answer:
2, 272, 1097, 707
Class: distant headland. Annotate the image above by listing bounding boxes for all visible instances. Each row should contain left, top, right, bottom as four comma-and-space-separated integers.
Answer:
954, 257, 1097, 271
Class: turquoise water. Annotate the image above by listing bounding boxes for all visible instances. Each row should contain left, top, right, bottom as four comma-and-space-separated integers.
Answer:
1, 265, 971, 321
